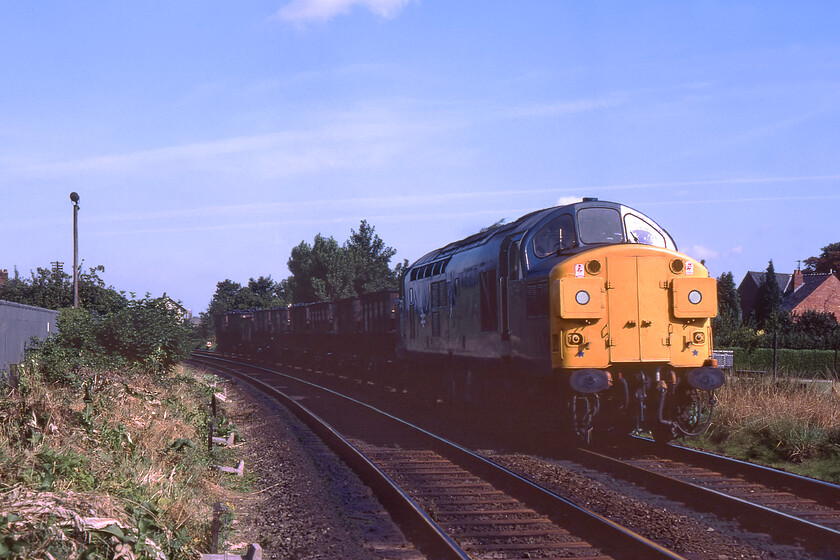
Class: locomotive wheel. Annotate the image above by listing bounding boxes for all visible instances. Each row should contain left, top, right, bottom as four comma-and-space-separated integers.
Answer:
651, 423, 675, 444
674, 388, 714, 436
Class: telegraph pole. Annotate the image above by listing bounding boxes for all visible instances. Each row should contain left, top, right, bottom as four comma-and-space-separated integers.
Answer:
70, 192, 80, 308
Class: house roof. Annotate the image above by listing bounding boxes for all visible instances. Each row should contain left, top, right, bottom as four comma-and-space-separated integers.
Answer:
738, 270, 840, 320
782, 273, 838, 312
743, 271, 792, 293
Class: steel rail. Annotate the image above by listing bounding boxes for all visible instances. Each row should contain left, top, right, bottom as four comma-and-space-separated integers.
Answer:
189, 353, 685, 560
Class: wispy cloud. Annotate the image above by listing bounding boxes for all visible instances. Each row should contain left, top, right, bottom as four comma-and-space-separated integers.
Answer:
89, 207, 533, 238
504, 94, 627, 119
1, 110, 437, 181
273, 0, 413, 24
689, 244, 743, 261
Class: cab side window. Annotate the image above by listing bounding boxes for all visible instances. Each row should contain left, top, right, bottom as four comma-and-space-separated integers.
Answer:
624, 213, 666, 248
533, 214, 575, 258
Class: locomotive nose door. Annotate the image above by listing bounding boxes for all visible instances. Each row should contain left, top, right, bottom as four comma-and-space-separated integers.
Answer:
605, 256, 671, 363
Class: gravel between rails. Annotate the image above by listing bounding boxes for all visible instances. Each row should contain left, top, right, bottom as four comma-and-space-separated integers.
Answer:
482, 452, 822, 560
206, 373, 427, 560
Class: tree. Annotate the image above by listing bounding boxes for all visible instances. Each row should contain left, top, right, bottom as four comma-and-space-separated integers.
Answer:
201, 276, 289, 339
238, 276, 286, 310
205, 279, 243, 317
803, 242, 840, 276
286, 235, 348, 303
754, 260, 786, 330
285, 221, 401, 304
203, 220, 401, 323
716, 271, 741, 324
792, 309, 838, 348
712, 271, 741, 344
344, 220, 398, 295
0, 263, 127, 314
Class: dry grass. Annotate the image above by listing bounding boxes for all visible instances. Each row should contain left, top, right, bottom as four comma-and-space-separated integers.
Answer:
0, 363, 230, 558
714, 377, 840, 432
697, 376, 840, 480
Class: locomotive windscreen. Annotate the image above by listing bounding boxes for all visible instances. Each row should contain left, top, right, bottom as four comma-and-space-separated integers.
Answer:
578, 207, 624, 244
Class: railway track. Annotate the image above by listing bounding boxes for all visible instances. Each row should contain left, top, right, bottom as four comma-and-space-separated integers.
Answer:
570, 437, 840, 557
191, 352, 840, 558
189, 352, 682, 560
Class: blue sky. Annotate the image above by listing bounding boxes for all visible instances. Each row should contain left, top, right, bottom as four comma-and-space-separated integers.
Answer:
1, 1, 838, 314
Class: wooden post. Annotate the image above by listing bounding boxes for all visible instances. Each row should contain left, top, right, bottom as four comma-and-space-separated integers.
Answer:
210, 501, 230, 554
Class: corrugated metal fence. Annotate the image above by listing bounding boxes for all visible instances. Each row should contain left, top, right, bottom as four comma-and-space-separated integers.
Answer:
1, 300, 59, 383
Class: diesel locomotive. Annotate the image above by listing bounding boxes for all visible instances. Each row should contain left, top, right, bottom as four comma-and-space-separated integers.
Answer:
215, 198, 725, 443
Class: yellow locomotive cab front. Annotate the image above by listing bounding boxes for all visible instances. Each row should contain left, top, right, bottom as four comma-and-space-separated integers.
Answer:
549, 243, 724, 442
549, 244, 717, 371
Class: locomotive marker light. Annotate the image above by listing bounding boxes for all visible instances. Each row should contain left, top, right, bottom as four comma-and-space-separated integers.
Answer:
70, 192, 80, 308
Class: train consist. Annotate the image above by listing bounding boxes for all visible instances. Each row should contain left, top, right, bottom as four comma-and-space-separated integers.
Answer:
215, 198, 725, 443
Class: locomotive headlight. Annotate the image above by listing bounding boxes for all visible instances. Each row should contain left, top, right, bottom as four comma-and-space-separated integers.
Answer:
688, 290, 703, 305
575, 290, 590, 305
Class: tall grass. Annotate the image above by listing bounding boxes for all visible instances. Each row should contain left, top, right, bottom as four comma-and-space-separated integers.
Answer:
0, 363, 225, 559
697, 375, 840, 482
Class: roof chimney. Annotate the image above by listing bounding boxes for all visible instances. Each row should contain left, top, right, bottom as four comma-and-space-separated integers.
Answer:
792, 269, 804, 291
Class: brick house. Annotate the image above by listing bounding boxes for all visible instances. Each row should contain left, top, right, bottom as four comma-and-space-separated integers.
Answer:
738, 269, 840, 322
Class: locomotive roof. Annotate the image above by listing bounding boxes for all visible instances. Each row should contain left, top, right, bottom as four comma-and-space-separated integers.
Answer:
410, 199, 620, 267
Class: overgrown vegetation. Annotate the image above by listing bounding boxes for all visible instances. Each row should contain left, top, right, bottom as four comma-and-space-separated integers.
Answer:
0, 288, 235, 558
694, 375, 840, 482
0, 364, 217, 558
30, 298, 197, 382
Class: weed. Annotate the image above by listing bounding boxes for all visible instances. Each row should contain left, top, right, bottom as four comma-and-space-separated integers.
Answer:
0, 514, 24, 557
692, 376, 840, 482
0, 363, 233, 559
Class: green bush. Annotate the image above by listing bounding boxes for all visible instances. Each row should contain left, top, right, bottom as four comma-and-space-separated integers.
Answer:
724, 347, 839, 377
28, 296, 196, 382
